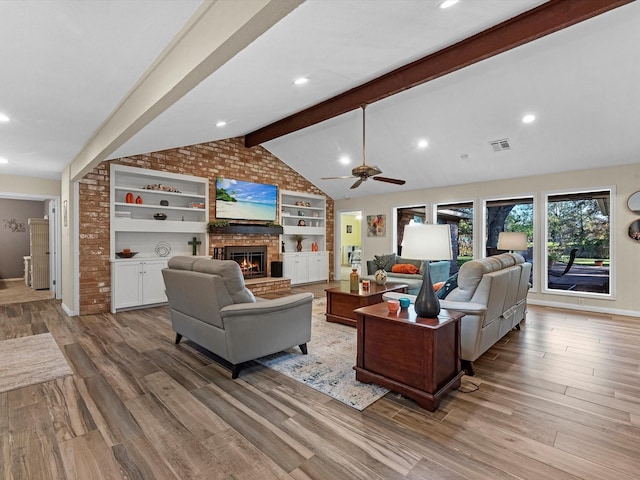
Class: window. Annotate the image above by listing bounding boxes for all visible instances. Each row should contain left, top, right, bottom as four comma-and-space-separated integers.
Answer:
545, 189, 611, 295
436, 201, 473, 272
396, 205, 426, 255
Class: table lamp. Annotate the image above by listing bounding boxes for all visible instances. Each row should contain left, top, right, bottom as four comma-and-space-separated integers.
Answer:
497, 231, 527, 253
401, 224, 453, 318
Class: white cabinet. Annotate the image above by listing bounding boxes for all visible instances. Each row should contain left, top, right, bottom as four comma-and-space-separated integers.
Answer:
111, 259, 168, 312
110, 164, 209, 312
282, 252, 328, 285
280, 190, 328, 284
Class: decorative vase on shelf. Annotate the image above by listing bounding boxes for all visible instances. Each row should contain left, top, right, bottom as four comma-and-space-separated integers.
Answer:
350, 268, 360, 291
374, 269, 387, 285
296, 240, 303, 252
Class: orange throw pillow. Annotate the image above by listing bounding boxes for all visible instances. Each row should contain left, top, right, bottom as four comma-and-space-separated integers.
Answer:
433, 281, 445, 292
390, 263, 420, 274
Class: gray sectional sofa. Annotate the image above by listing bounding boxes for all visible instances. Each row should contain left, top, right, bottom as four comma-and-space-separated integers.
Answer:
363, 253, 450, 295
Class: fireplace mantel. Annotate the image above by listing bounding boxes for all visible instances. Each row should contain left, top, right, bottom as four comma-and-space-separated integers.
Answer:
208, 224, 283, 235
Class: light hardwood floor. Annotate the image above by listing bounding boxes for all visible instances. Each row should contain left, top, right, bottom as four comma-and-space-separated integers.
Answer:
1, 284, 640, 479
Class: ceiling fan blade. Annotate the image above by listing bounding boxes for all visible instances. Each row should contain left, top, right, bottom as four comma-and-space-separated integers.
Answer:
321, 175, 356, 180
350, 178, 364, 189
373, 176, 406, 185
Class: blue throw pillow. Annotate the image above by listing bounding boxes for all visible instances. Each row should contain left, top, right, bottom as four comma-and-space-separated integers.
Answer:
436, 273, 458, 299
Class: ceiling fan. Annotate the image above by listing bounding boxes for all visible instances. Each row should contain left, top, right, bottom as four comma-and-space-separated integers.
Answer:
322, 104, 406, 190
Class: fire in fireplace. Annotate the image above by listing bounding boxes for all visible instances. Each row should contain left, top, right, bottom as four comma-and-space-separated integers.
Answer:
225, 245, 267, 279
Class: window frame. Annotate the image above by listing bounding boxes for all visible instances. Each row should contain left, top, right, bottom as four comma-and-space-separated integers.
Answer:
542, 186, 615, 299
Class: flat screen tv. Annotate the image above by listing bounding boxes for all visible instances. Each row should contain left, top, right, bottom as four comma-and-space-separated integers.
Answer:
215, 177, 278, 221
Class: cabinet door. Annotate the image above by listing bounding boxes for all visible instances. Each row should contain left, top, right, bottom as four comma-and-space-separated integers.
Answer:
113, 262, 143, 310
309, 252, 329, 282
141, 260, 168, 305
293, 254, 309, 284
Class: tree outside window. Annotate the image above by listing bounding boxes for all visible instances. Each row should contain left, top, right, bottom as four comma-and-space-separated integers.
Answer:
546, 190, 610, 295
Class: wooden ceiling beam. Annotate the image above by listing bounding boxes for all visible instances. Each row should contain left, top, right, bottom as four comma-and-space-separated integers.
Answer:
245, 0, 632, 147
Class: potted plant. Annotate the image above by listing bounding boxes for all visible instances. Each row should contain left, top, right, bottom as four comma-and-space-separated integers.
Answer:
373, 257, 388, 285
291, 234, 305, 252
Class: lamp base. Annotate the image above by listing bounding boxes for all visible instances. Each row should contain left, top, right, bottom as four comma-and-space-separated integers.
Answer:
414, 262, 441, 318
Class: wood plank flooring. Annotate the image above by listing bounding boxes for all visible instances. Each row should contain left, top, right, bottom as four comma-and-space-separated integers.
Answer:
1, 284, 640, 479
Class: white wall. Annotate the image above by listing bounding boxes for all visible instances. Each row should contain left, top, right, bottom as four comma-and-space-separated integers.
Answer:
335, 163, 640, 317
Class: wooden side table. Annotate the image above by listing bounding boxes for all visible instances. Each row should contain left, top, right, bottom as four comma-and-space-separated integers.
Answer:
354, 303, 463, 411
325, 282, 408, 327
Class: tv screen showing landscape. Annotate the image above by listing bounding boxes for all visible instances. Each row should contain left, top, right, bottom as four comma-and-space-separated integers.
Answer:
215, 177, 278, 221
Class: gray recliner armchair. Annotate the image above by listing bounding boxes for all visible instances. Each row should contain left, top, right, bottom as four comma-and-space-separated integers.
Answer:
162, 256, 313, 378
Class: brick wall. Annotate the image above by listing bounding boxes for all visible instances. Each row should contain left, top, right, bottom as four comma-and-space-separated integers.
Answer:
78, 137, 334, 315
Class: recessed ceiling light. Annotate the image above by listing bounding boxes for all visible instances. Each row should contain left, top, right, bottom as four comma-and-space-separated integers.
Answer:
339, 155, 351, 165
215, 121, 227, 127
439, 0, 459, 9
522, 114, 536, 124
293, 77, 308, 85
0, 157, 8, 164
0, 113, 9, 122
418, 139, 429, 149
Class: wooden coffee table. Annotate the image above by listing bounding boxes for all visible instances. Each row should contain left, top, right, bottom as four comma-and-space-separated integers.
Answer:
325, 282, 408, 327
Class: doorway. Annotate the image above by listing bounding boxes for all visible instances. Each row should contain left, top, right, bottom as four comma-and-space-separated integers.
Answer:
0, 194, 61, 300
339, 211, 362, 280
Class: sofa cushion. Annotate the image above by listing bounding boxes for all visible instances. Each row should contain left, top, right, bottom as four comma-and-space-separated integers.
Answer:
395, 256, 423, 270
374, 253, 397, 271
391, 263, 420, 274
436, 273, 458, 299
433, 281, 445, 292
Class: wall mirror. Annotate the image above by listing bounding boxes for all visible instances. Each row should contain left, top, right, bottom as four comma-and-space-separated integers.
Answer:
629, 220, 640, 242
627, 191, 640, 214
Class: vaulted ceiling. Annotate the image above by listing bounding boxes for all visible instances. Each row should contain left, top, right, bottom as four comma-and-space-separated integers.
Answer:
1, 0, 638, 199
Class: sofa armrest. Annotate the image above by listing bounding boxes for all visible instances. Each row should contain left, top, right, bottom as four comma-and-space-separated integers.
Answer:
220, 292, 313, 317
438, 300, 487, 315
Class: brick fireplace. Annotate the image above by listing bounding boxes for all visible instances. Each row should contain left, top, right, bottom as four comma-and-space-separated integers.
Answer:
225, 245, 267, 279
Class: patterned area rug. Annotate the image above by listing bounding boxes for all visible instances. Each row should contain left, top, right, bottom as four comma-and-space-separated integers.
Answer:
256, 298, 389, 410
0, 333, 73, 394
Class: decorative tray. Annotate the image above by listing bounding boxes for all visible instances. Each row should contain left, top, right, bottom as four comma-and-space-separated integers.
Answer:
116, 251, 138, 258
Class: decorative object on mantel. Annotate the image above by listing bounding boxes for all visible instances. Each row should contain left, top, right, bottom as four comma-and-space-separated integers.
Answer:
213, 247, 225, 260
153, 213, 167, 220
125, 192, 134, 203
155, 241, 171, 257
188, 236, 201, 256
135, 196, 143, 204
116, 251, 138, 258
207, 221, 283, 235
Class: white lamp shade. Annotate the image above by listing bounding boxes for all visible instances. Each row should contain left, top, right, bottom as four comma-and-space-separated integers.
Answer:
497, 231, 527, 251
401, 224, 452, 260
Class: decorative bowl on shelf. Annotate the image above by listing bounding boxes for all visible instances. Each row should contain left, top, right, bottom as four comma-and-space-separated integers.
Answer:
116, 251, 138, 258
153, 213, 167, 220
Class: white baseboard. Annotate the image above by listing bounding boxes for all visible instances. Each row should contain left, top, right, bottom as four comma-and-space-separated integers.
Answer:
61, 302, 76, 317
527, 299, 640, 319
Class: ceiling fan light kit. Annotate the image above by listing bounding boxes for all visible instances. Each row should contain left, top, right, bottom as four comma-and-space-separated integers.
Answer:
322, 105, 406, 190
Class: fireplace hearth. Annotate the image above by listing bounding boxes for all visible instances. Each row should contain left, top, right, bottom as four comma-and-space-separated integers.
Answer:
225, 245, 267, 279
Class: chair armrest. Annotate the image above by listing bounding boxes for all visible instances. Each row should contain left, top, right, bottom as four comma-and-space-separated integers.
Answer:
438, 300, 487, 315
220, 292, 313, 318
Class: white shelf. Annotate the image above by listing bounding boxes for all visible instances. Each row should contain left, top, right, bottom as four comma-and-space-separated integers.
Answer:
110, 164, 210, 311
280, 190, 328, 284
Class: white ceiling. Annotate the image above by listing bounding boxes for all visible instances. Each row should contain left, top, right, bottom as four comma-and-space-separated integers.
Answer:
1, 0, 639, 200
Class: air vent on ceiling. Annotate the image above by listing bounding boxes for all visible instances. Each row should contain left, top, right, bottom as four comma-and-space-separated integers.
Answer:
490, 138, 511, 152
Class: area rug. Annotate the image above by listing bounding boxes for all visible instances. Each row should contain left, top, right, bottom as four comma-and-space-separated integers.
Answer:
0, 333, 74, 394
256, 298, 389, 410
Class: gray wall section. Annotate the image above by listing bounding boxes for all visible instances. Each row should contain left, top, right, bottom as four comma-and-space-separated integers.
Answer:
0, 199, 47, 279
